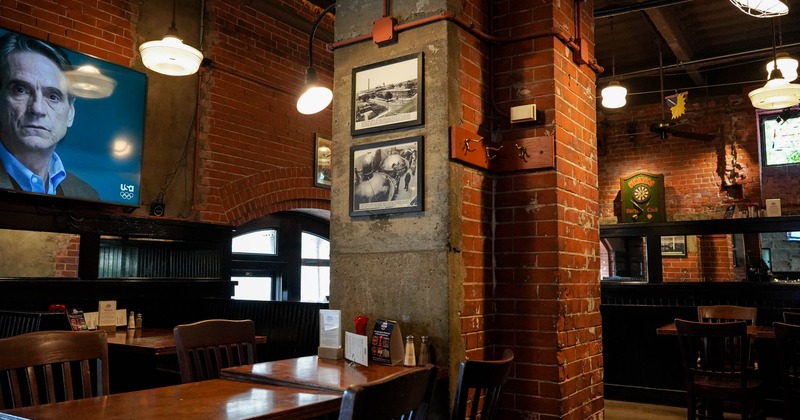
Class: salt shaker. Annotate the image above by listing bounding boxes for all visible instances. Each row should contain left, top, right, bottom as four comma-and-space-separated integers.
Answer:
127, 311, 135, 329
404, 335, 416, 367
418, 336, 431, 365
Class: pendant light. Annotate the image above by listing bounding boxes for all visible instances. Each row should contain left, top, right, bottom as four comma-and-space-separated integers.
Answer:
729, 0, 789, 18
749, 19, 800, 110
764, 21, 797, 82
66, 65, 117, 98
601, 18, 627, 109
139, 0, 203, 76
297, 3, 335, 115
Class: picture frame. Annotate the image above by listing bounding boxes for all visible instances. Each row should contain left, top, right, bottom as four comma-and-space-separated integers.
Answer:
661, 235, 687, 257
350, 136, 423, 217
314, 133, 332, 189
351, 52, 423, 136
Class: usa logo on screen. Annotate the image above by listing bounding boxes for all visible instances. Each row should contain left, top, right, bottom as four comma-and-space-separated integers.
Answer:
119, 184, 135, 201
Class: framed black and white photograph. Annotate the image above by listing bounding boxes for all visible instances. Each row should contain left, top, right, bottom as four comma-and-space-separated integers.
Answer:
349, 136, 423, 217
661, 235, 687, 257
351, 52, 423, 136
314, 133, 332, 189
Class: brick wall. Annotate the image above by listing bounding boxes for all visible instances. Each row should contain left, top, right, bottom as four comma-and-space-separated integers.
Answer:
197, 0, 333, 223
457, 1, 602, 418
598, 96, 762, 221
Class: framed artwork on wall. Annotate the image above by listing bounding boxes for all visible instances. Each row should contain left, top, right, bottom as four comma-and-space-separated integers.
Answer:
349, 136, 423, 217
314, 133, 332, 189
351, 52, 423, 136
661, 235, 687, 257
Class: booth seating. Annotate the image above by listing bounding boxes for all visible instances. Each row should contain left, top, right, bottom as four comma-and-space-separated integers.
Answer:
0, 309, 70, 338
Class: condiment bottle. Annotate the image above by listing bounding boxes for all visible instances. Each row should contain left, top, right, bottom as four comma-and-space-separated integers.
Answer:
127, 311, 135, 329
418, 336, 431, 365
135, 313, 142, 329
404, 335, 416, 367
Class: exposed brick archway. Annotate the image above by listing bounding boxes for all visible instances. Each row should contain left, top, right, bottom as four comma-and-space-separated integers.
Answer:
218, 167, 330, 226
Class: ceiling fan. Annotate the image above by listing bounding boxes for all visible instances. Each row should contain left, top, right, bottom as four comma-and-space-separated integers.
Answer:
648, 44, 716, 142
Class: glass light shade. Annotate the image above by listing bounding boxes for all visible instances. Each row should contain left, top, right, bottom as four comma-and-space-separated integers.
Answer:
748, 77, 800, 109
729, 0, 788, 17
297, 85, 333, 114
139, 35, 203, 76
65, 65, 117, 98
766, 54, 798, 82
601, 81, 627, 109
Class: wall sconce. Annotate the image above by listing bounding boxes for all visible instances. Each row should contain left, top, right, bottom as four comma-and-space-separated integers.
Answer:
296, 3, 335, 115
729, 0, 788, 18
139, 0, 203, 76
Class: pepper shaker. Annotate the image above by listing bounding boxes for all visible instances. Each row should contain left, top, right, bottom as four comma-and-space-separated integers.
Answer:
418, 336, 431, 365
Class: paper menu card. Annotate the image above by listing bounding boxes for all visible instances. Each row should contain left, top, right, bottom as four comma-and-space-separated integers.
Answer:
345, 331, 368, 366
370, 319, 403, 365
319, 309, 342, 349
98, 300, 118, 327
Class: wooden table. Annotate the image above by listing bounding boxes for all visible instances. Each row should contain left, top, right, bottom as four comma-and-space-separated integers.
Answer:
0, 379, 340, 420
106, 328, 267, 356
221, 355, 432, 392
656, 322, 775, 339
105, 327, 267, 393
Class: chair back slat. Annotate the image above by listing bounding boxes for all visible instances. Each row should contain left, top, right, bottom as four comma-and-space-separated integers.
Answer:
784, 311, 800, 325
338, 364, 437, 420
174, 319, 256, 383
697, 305, 756, 325
452, 349, 514, 420
0, 330, 108, 409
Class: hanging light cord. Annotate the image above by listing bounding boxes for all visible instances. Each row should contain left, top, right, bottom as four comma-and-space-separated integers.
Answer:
171, 0, 177, 30
768, 17, 781, 80
610, 17, 616, 78
307, 4, 336, 69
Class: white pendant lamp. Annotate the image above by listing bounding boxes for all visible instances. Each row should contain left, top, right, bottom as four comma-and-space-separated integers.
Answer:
297, 3, 335, 115
601, 18, 627, 109
601, 81, 627, 109
139, 0, 203, 76
749, 19, 800, 110
765, 52, 798, 82
729, 0, 789, 18
66, 65, 117, 98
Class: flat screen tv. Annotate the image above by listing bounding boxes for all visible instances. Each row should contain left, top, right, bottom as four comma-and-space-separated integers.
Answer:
759, 108, 800, 167
0, 27, 145, 208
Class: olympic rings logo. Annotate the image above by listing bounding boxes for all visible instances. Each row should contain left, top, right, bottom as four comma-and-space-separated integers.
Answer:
120, 191, 134, 200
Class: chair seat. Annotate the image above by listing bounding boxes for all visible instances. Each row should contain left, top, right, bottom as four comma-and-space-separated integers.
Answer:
694, 376, 763, 396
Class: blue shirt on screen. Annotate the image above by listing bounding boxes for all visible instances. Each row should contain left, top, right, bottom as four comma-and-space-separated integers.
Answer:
0, 140, 66, 194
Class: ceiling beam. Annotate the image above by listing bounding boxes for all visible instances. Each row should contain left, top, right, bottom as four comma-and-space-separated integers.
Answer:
246, 0, 333, 43
644, 8, 705, 87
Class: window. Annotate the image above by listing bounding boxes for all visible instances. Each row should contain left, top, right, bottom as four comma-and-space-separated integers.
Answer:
231, 211, 329, 302
301, 232, 330, 302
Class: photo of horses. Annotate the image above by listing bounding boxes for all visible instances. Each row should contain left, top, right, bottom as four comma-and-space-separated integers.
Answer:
349, 136, 423, 216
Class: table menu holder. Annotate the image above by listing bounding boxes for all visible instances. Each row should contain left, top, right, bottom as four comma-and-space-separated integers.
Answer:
370, 319, 403, 365
98, 300, 118, 331
318, 309, 343, 360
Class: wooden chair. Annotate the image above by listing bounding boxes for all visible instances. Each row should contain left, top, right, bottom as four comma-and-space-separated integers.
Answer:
697, 305, 757, 325
783, 311, 800, 325
0, 330, 109, 409
338, 364, 437, 420
173, 319, 257, 383
773, 322, 800, 420
451, 349, 514, 420
675, 319, 764, 420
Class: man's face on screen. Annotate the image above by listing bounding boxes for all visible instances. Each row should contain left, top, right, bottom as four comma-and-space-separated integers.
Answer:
0, 51, 74, 155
